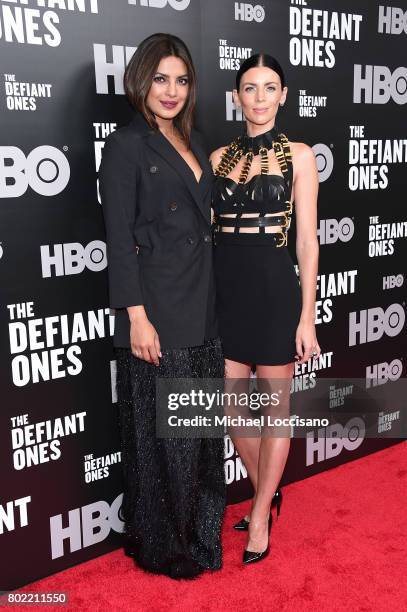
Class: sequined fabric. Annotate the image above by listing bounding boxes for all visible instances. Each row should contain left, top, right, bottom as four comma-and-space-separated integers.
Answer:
115, 337, 225, 579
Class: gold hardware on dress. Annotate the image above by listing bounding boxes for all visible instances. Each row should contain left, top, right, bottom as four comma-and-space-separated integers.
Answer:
214, 128, 293, 248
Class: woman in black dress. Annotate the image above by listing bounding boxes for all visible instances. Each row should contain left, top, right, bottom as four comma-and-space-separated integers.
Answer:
210, 54, 321, 564
99, 33, 225, 579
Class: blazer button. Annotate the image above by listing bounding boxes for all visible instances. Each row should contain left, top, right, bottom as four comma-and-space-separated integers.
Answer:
203, 234, 212, 243
187, 237, 195, 245
169, 202, 177, 211
149, 165, 158, 173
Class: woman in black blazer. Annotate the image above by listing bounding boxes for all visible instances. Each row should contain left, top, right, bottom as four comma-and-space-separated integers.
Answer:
99, 33, 225, 579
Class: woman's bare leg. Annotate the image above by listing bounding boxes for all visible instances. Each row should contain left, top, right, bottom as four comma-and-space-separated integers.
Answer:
224, 358, 260, 521
245, 361, 295, 553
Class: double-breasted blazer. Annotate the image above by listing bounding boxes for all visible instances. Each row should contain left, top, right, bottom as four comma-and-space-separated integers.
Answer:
99, 111, 218, 349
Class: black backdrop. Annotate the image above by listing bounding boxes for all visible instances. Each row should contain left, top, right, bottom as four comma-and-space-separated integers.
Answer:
1, 0, 406, 591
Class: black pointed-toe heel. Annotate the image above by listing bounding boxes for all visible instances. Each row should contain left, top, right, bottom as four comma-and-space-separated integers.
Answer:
233, 516, 250, 531
274, 488, 283, 520
124, 545, 135, 558
242, 544, 270, 565
242, 515, 272, 565
233, 488, 283, 531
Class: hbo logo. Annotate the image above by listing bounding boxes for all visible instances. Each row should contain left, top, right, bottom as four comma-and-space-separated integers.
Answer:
318, 218, 354, 244
0, 146, 70, 197
234, 3, 265, 22
225, 91, 245, 121
366, 359, 403, 388
128, 0, 190, 9
306, 417, 365, 465
312, 143, 334, 182
40, 241, 107, 278
50, 494, 124, 559
349, 303, 405, 346
354, 64, 407, 104
383, 274, 404, 289
378, 6, 407, 34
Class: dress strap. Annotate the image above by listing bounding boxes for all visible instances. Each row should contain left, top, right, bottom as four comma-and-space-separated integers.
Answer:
234, 211, 243, 234
273, 133, 293, 216
259, 212, 266, 234
270, 133, 293, 247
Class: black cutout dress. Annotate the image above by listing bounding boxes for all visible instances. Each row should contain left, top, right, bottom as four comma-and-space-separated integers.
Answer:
212, 129, 302, 366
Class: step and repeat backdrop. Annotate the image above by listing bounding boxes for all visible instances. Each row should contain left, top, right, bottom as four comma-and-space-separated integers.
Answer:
1, 0, 406, 591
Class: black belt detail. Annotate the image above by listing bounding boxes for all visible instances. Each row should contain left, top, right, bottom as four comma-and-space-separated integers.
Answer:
215, 215, 286, 228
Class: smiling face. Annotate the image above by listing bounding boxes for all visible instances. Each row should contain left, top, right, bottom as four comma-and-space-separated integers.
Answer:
233, 65, 288, 129
146, 55, 190, 123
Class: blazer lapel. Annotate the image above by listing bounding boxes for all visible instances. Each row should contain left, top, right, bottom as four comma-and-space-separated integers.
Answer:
191, 137, 213, 197
146, 130, 211, 226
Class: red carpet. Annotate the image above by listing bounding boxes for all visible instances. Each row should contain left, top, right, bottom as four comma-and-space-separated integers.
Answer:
10, 442, 407, 612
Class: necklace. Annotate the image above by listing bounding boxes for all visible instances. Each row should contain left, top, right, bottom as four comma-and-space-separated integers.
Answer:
214, 125, 282, 184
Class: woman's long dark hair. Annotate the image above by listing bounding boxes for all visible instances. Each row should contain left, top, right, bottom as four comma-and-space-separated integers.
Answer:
124, 33, 196, 146
236, 53, 286, 90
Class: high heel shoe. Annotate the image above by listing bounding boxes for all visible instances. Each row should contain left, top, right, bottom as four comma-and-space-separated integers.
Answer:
242, 515, 272, 565
124, 544, 135, 558
233, 488, 283, 531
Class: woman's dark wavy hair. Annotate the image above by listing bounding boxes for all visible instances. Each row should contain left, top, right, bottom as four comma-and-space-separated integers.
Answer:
236, 53, 286, 90
124, 33, 196, 146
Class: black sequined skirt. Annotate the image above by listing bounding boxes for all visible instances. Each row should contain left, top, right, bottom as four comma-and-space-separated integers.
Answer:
115, 337, 225, 579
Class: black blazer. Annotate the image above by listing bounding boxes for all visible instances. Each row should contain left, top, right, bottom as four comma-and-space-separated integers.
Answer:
99, 112, 218, 349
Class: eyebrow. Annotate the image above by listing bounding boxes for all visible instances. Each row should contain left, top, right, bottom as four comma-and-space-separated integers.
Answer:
243, 81, 279, 86
154, 72, 189, 78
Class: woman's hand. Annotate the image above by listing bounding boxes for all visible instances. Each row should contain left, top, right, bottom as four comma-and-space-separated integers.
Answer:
295, 319, 321, 364
128, 308, 162, 366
